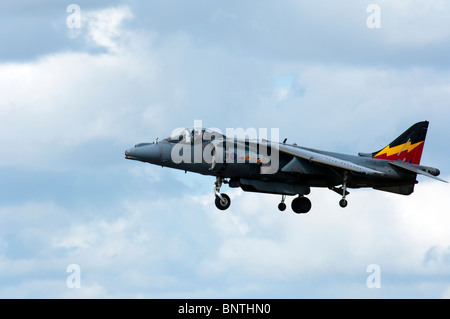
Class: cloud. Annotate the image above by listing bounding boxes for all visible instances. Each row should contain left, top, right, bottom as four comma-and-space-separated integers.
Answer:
82, 6, 134, 53
3, 3, 449, 170
0, 6, 159, 169
1, 1, 450, 298
0, 178, 448, 298
195, 177, 450, 297
379, 0, 450, 46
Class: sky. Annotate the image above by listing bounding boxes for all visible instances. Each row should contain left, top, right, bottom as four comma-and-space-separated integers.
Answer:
0, 0, 450, 298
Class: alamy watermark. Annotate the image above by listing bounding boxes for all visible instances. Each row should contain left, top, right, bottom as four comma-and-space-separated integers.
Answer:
169, 120, 280, 174
66, 264, 81, 289
366, 264, 381, 289
66, 4, 81, 29
366, 4, 381, 29
66, 4, 381, 31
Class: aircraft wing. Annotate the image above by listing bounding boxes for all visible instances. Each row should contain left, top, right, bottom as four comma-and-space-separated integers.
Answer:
389, 160, 448, 183
278, 144, 385, 176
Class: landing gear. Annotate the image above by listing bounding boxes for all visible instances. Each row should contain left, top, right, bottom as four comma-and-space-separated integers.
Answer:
339, 171, 349, 208
214, 177, 231, 210
278, 194, 311, 214
212, 177, 313, 214
278, 195, 287, 211
329, 171, 352, 209
291, 196, 312, 214
215, 193, 231, 210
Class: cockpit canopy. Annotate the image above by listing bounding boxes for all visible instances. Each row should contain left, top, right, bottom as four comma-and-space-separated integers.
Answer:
164, 127, 225, 144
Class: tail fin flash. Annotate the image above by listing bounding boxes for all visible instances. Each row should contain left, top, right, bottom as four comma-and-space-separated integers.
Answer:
371, 121, 428, 165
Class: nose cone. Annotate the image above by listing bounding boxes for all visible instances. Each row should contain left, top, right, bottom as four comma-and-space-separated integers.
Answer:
124, 149, 133, 158
125, 143, 161, 164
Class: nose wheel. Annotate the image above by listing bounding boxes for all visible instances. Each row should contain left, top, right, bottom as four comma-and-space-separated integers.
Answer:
215, 193, 231, 210
214, 177, 231, 210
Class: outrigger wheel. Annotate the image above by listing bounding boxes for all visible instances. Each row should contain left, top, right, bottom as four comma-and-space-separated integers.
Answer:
278, 202, 287, 211
339, 171, 349, 208
339, 198, 348, 208
278, 195, 287, 211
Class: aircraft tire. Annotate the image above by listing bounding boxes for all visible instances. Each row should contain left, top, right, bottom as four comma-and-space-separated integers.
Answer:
278, 202, 286, 211
291, 196, 312, 214
215, 193, 231, 210
339, 199, 348, 208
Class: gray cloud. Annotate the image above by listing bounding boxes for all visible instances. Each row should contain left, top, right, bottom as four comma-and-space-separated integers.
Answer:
1, 1, 450, 298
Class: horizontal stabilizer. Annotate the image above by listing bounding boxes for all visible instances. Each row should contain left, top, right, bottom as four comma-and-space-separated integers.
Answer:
389, 160, 448, 183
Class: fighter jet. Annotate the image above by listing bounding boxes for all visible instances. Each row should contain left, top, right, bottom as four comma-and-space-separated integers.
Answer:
125, 121, 446, 214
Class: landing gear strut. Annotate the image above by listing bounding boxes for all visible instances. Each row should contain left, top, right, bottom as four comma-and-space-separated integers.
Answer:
339, 171, 348, 208
214, 177, 230, 210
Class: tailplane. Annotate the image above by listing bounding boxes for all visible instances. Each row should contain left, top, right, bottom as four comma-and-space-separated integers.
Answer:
360, 121, 428, 165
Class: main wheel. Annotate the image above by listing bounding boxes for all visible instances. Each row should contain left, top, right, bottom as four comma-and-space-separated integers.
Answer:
291, 196, 312, 214
339, 198, 348, 208
215, 193, 231, 210
278, 202, 286, 211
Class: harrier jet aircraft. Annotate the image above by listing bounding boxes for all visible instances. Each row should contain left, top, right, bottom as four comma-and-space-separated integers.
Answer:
125, 121, 446, 214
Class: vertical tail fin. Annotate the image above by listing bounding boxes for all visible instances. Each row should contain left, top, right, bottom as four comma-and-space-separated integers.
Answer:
370, 121, 429, 165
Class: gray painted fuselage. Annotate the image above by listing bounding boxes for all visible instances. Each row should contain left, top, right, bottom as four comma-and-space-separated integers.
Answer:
125, 139, 416, 193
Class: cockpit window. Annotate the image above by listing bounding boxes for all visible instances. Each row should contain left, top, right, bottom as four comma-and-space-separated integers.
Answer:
164, 127, 225, 143
201, 128, 224, 141
134, 143, 151, 147
164, 128, 191, 143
